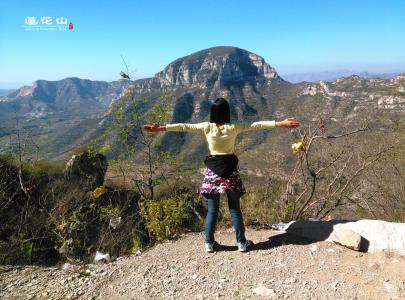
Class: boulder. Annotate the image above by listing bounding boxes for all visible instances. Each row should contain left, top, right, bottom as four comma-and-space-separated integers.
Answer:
281, 219, 405, 254
64, 152, 108, 190
329, 228, 362, 251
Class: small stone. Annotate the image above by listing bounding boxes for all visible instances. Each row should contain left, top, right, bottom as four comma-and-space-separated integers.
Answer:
285, 277, 297, 284
252, 283, 277, 298
383, 280, 397, 296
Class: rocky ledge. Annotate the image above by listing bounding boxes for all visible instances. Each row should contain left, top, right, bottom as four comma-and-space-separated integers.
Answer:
1, 228, 404, 300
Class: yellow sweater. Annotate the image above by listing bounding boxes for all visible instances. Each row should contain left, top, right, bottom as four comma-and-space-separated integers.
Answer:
165, 121, 276, 155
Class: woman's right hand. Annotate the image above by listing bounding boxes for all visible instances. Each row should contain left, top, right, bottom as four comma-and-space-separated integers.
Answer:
143, 123, 161, 132
276, 118, 300, 128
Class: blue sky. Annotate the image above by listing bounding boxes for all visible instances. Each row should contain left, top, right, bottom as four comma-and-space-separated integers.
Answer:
1, 0, 404, 88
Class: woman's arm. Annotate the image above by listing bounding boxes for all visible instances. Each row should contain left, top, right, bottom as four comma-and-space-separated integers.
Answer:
236, 118, 300, 133
143, 122, 208, 133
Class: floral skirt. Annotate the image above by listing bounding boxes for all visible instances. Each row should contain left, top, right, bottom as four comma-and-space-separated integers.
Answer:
199, 166, 246, 197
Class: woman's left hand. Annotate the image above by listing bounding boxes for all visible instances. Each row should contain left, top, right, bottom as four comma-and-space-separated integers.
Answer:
277, 118, 300, 128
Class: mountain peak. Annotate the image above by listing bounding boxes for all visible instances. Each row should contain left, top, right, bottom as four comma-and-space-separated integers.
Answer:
155, 46, 280, 88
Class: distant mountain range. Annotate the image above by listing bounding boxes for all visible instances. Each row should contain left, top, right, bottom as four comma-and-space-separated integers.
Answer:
0, 78, 129, 116
282, 71, 401, 83
0, 89, 15, 97
0, 46, 404, 162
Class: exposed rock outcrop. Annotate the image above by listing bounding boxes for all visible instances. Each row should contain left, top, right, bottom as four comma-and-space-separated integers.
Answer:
155, 46, 280, 88
64, 152, 108, 190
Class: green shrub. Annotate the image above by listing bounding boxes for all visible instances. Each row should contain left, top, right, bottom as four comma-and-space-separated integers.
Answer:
88, 185, 107, 199
0, 155, 60, 265
0, 233, 33, 265
48, 181, 144, 263
28, 160, 64, 177
130, 235, 143, 253
1, 152, 148, 265
99, 203, 120, 220
72, 144, 97, 156
141, 194, 195, 242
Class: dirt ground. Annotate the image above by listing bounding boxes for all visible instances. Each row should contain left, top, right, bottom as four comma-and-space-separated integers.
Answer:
1, 228, 404, 300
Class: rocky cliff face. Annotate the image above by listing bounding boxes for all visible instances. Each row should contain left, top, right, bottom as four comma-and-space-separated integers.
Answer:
154, 47, 280, 88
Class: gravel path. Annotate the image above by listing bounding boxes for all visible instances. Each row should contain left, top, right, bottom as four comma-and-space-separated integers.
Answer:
1, 228, 404, 299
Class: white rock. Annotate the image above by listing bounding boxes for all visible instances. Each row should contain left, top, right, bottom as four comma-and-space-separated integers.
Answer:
284, 219, 405, 254
61, 263, 80, 272
109, 217, 122, 229
285, 277, 297, 284
94, 251, 110, 263
252, 283, 277, 298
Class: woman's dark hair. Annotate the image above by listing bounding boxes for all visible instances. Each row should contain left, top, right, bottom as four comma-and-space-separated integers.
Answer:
210, 98, 230, 124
